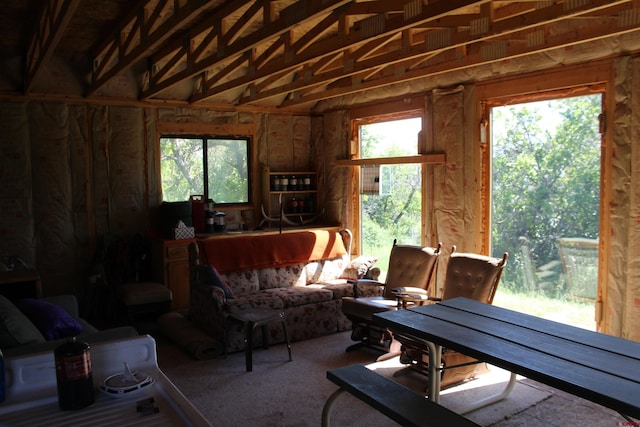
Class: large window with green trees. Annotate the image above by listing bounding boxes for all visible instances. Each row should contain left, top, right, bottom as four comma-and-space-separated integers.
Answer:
160, 135, 251, 204
491, 94, 602, 328
357, 117, 423, 274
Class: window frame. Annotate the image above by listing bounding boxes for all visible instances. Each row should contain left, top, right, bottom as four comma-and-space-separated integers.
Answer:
347, 99, 426, 255
159, 131, 256, 208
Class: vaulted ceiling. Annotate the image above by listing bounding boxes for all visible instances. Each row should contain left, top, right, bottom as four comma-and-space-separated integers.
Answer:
1, 0, 639, 111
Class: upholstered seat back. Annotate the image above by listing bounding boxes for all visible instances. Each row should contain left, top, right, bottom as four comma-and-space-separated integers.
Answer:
441, 251, 508, 304
382, 245, 440, 299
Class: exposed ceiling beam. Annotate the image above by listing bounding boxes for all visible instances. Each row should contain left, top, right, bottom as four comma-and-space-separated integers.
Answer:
192, 0, 494, 103
280, 6, 640, 107
237, 0, 630, 106
141, 0, 352, 100
86, 0, 215, 97
25, 0, 81, 94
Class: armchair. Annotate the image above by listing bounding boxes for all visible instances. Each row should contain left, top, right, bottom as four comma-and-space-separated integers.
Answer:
393, 247, 508, 388
340, 241, 442, 354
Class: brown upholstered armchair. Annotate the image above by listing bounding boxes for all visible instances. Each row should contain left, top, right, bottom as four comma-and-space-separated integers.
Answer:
340, 241, 442, 354
393, 247, 508, 388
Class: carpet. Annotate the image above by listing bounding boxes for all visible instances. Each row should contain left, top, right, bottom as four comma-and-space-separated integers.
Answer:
158, 312, 223, 360
156, 331, 552, 427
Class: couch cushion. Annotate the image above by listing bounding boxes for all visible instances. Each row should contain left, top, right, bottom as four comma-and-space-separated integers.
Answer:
225, 292, 285, 310
258, 263, 306, 290
340, 255, 379, 280
307, 281, 353, 299
222, 269, 259, 295
14, 298, 84, 341
305, 254, 350, 284
265, 287, 334, 307
0, 295, 46, 348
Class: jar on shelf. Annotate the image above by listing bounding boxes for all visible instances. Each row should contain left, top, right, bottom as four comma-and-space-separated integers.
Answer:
281, 175, 289, 191
303, 175, 311, 190
306, 196, 315, 213
273, 175, 281, 191
288, 197, 298, 213
290, 175, 298, 191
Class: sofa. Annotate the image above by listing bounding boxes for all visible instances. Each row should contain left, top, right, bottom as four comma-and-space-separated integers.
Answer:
0, 294, 138, 358
189, 228, 379, 353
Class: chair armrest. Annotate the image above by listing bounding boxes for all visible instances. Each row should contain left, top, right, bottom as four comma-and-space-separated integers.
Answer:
391, 287, 428, 296
391, 288, 441, 307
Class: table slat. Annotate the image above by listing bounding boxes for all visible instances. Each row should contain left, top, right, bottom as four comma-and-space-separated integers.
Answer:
406, 302, 640, 384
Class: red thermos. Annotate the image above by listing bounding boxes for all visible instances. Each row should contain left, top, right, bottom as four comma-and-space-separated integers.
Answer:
55, 337, 95, 410
190, 195, 205, 233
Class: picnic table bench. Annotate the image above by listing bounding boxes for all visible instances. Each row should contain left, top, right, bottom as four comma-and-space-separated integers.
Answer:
321, 364, 479, 427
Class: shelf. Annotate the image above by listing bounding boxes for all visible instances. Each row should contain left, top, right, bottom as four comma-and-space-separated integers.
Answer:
334, 153, 445, 167
269, 190, 318, 195
262, 166, 320, 227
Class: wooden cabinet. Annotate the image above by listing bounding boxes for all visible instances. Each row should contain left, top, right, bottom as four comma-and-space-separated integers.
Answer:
151, 239, 194, 312
0, 269, 42, 300
262, 166, 320, 227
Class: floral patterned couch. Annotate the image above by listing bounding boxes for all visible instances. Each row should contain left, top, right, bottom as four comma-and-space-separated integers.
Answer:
188, 228, 379, 354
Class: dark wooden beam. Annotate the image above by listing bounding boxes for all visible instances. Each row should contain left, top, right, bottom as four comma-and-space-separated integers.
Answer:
87, 0, 215, 97
25, 0, 81, 94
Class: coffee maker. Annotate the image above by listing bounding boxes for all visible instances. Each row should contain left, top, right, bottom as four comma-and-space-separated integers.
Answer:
214, 211, 226, 232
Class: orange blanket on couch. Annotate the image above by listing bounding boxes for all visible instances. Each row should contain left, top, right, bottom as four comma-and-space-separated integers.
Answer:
198, 229, 347, 274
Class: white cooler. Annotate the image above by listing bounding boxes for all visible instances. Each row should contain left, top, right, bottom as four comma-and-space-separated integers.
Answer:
0, 335, 211, 426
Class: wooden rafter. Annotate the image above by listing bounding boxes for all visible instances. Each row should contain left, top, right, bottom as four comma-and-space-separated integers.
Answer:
195, 0, 495, 103
236, 0, 631, 106
87, 0, 214, 97
141, 0, 352, 100
279, 2, 640, 107
25, 0, 81, 94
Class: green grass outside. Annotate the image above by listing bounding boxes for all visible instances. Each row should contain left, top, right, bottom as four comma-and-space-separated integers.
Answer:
493, 289, 596, 331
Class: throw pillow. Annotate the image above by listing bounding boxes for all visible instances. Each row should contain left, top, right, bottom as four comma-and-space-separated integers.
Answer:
14, 298, 84, 341
340, 256, 379, 280
197, 264, 235, 299
0, 295, 46, 348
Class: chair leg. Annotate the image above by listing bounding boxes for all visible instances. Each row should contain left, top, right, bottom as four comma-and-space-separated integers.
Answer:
281, 318, 292, 362
375, 338, 402, 362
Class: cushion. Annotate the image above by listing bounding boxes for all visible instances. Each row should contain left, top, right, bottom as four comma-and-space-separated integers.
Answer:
340, 255, 379, 280
257, 264, 306, 290
198, 265, 235, 299
13, 298, 83, 341
306, 254, 350, 284
0, 295, 46, 348
222, 269, 259, 295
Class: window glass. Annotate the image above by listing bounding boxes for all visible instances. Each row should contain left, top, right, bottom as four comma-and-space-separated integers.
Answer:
358, 117, 422, 278
160, 136, 250, 204
206, 138, 249, 204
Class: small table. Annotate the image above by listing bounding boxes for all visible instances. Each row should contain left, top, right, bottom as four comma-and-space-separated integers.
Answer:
228, 306, 292, 372
0, 268, 42, 300
374, 297, 640, 419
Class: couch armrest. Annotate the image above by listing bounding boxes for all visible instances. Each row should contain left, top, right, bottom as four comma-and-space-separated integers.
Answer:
188, 282, 227, 341
44, 295, 80, 318
347, 279, 385, 298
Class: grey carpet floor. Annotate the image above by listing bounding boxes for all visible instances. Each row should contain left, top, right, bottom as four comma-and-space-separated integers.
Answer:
155, 330, 623, 427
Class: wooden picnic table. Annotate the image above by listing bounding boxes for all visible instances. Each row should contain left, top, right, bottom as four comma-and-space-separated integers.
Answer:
374, 297, 640, 419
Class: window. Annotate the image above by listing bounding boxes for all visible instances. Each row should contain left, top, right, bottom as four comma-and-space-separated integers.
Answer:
355, 116, 423, 277
160, 135, 251, 204
490, 94, 602, 330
